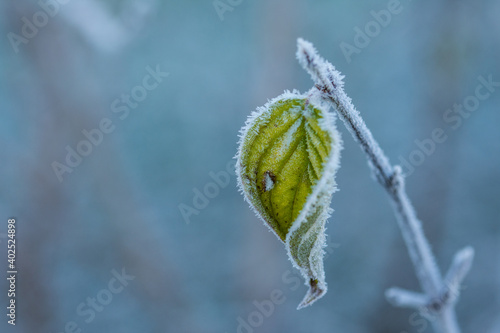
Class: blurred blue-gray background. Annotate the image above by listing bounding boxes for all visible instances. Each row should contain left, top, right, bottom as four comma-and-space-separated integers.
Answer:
1, 0, 499, 332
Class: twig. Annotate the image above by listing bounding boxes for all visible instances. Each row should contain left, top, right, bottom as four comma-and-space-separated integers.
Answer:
296, 38, 474, 333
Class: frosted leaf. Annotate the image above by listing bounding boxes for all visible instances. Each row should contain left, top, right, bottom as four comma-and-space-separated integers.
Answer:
236, 91, 342, 309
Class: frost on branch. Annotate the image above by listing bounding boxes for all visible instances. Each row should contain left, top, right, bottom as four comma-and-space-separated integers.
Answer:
296, 38, 393, 185
236, 91, 342, 308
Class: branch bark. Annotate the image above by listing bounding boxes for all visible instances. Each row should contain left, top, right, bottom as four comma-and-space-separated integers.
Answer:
296, 38, 474, 333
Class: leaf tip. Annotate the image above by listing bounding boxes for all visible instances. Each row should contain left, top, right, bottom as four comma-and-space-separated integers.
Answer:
297, 278, 327, 310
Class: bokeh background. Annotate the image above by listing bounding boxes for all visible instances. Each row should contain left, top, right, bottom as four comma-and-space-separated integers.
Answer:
1, 0, 499, 332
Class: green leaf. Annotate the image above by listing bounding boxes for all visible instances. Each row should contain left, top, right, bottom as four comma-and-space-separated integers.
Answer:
236, 91, 341, 308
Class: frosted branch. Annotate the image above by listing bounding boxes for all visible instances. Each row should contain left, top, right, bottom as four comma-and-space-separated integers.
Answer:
297, 38, 393, 186
386, 287, 428, 308
442, 247, 475, 303
296, 38, 474, 333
